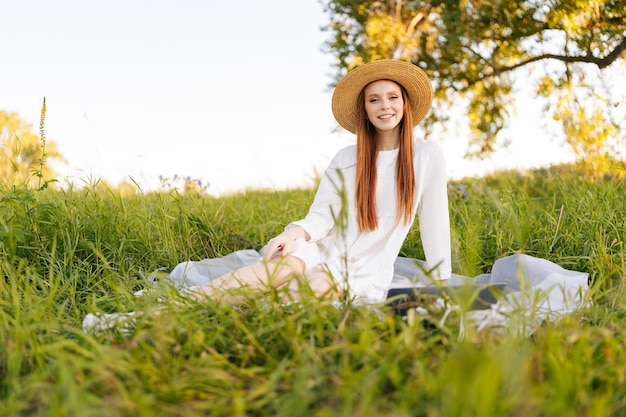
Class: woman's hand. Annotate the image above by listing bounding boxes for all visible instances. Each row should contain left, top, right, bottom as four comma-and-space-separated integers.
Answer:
263, 225, 310, 261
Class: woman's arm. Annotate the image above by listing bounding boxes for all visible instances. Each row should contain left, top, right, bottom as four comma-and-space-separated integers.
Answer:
417, 143, 452, 281
263, 148, 350, 261
288, 149, 351, 242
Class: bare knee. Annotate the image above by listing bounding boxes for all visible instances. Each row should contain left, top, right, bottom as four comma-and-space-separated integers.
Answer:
259, 255, 304, 282
285, 270, 341, 300
220, 254, 304, 290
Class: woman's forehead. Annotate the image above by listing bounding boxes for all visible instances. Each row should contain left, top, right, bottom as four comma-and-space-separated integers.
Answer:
363, 79, 403, 95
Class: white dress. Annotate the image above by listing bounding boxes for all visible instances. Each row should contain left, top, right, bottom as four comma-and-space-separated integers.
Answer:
288, 138, 451, 302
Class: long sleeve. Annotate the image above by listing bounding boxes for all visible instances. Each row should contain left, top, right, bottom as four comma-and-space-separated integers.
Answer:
415, 142, 452, 280
289, 147, 356, 242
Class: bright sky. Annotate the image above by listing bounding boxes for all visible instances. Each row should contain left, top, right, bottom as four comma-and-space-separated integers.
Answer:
1, 0, 578, 195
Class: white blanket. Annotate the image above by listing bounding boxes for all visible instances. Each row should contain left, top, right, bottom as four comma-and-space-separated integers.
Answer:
151, 252, 590, 337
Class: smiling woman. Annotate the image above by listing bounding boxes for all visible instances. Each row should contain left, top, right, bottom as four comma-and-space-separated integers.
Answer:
180, 59, 451, 302
83, 59, 452, 333
362, 80, 407, 140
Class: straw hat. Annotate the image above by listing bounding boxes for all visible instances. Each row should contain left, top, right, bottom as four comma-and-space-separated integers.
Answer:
331, 59, 433, 134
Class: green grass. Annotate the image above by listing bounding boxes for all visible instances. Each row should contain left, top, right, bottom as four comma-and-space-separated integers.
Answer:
0, 164, 625, 416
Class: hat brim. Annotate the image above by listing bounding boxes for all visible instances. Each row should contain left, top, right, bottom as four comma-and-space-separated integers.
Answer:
331, 60, 433, 135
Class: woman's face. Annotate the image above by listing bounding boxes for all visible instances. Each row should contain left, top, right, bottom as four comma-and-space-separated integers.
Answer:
363, 80, 405, 133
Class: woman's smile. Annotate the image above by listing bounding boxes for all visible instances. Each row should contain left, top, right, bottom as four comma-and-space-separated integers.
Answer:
364, 80, 405, 132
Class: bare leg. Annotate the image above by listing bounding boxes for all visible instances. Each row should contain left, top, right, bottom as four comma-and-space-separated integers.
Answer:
281, 270, 342, 303
185, 255, 307, 304
83, 260, 342, 334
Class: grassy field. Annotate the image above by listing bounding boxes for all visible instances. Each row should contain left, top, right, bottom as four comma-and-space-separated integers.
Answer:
0, 165, 625, 417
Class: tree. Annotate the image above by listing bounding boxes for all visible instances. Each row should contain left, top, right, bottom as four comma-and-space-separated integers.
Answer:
0, 109, 63, 186
321, 0, 626, 173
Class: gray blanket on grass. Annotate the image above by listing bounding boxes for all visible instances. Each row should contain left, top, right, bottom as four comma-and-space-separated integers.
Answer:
153, 251, 590, 336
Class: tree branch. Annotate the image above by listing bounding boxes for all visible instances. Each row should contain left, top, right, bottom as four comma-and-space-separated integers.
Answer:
494, 36, 626, 73
458, 36, 626, 89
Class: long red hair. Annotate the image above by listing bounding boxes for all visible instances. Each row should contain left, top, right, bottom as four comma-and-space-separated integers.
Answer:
354, 83, 415, 232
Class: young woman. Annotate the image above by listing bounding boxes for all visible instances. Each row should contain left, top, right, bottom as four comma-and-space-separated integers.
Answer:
184, 59, 451, 304
83, 60, 452, 332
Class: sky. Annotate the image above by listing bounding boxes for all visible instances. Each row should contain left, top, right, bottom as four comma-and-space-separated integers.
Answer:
1, 0, 579, 196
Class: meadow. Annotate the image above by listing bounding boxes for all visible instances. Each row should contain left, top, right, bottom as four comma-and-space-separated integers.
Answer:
0, 164, 625, 417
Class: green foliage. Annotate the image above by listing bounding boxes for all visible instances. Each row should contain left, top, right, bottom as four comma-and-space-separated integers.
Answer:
32, 98, 57, 191
321, 0, 626, 172
0, 164, 625, 416
0, 103, 63, 186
